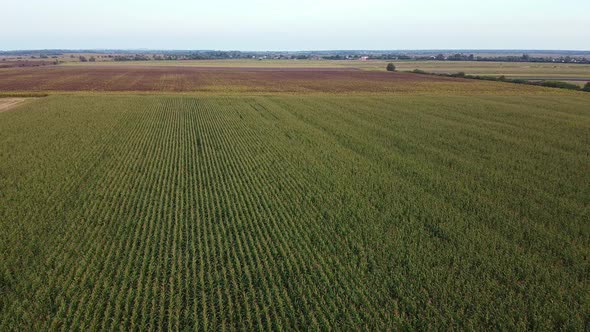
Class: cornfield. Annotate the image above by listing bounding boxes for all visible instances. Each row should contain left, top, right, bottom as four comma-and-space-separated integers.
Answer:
1, 94, 588, 330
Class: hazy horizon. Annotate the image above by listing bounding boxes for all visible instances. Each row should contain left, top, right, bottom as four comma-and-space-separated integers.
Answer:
2, 48, 590, 53
2, 0, 589, 51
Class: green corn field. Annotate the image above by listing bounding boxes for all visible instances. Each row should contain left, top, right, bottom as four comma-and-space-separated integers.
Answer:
1, 94, 588, 330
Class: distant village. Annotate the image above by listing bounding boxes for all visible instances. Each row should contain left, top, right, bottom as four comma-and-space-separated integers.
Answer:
1, 50, 589, 64
106, 52, 590, 64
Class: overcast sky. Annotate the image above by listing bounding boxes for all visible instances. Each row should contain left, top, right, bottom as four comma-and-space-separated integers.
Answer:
2, 0, 589, 50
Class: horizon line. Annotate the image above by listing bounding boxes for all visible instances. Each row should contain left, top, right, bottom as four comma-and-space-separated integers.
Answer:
2, 48, 590, 53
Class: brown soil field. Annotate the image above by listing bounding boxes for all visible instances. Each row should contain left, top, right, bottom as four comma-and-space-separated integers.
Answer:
0, 98, 27, 112
0, 65, 471, 93
0, 60, 56, 69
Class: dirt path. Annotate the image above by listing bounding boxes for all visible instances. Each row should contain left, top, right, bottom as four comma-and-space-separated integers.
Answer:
0, 98, 28, 113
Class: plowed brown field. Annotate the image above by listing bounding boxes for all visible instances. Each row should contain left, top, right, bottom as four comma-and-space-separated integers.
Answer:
0, 65, 464, 93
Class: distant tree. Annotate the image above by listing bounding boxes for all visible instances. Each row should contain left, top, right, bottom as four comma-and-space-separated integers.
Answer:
79, 56, 88, 62
435, 53, 445, 61
448, 53, 463, 61
583, 82, 590, 92
386, 63, 396, 72
89, 56, 96, 62
540, 81, 581, 90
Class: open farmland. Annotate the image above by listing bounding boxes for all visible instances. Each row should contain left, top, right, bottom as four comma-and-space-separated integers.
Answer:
5, 59, 590, 90
1, 92, 589, 330
60, 58, 590, 78
391, 61, 590, 86
0, 64, 582, 95
0, 66, 471, 93
63, 58, 590, 77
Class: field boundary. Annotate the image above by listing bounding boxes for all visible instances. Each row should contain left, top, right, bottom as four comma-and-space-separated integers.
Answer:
409, 69, 590, 92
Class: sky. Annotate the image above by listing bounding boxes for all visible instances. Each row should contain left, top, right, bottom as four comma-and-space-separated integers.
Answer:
2, 0, 589, 51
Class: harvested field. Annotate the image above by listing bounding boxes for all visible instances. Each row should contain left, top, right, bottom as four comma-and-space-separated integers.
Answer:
393, 61, 590, 83
0, 65, 530, 94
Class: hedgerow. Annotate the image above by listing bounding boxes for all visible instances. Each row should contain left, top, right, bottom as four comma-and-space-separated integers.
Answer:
411, 69, 589, 92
